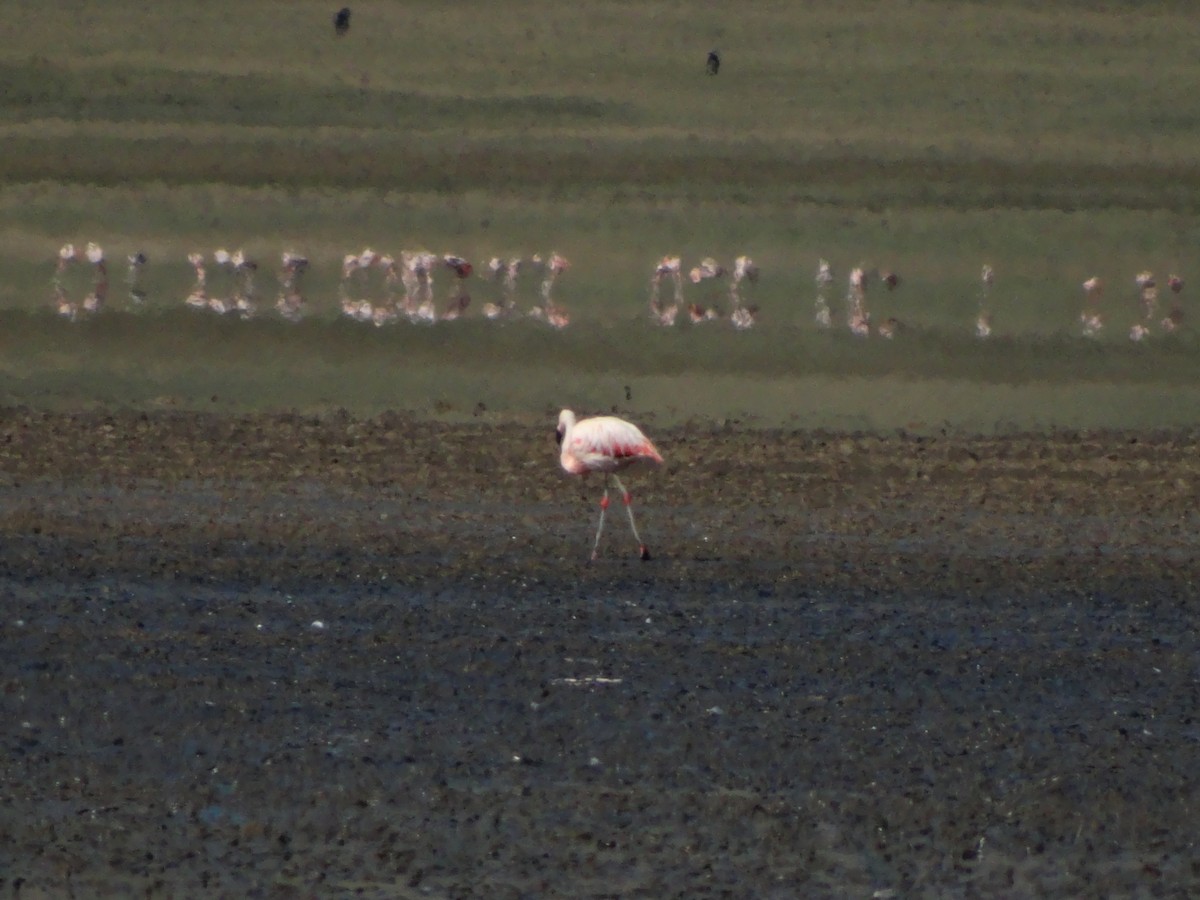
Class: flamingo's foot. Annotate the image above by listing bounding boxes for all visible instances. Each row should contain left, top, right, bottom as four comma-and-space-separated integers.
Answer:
639, 545, 651, 561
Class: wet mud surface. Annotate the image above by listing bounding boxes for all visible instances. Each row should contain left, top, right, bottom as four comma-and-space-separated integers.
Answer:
1, 409, 1199, 896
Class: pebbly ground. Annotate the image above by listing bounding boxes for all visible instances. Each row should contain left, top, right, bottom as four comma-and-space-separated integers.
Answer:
0, 408, 1198, 897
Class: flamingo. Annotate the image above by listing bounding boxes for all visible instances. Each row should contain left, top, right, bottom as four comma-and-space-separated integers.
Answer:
976, 312, 993, 338
846, 266, 869, 335
482, 256, 525, 317
205, 248, 247, 312
187, 252, 206, 282
281, 251, 309, 279
727, 255, 758, 313
400, 251, 437, 318
339, 248, 383, 318
528, 252, 571, 325
541, 252, 569, 299
1163, 275, 1184, 332
184, 252, 209, 308
867, 269, 900, 335
556, 409, 663, 561
685, 256, 728, 321
277, 251, 308, 321
76, 244, 108, 315
481, 254, 522, 318
126, 252, 148, 305
977, 264, 994, 338
504, 257, 522, 289
732, 255, 758, 288
52, 244, 79, 316
1134, 271, 1157, 321
375, 254, 404, 309
340, 247, 377, 282
814, 258, 833, 328
1081, 276, 1103, 337
444, 254, 473, 279
650, 255, 683, 324
1080, 310, 1103, 337
443, 255, 473, 317
689, 257, 724, 286
57, 243, 77, 274
230, 250, 257, 314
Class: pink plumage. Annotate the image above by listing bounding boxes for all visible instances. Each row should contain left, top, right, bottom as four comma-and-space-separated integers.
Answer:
557, 410, 662, 475
556, 409, 662, 560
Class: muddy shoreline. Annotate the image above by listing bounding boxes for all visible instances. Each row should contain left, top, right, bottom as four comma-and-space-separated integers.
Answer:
2, 409, 1198, 896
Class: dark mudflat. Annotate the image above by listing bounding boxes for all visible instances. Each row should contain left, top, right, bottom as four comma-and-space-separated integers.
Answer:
1, 410, 1197, 896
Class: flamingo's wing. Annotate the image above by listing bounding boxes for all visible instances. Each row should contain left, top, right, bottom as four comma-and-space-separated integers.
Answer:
573, 418, 663, 466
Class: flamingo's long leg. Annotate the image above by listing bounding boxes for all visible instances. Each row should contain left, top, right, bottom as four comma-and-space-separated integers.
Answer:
590, 479, 611, 561
612, 474, 650, 560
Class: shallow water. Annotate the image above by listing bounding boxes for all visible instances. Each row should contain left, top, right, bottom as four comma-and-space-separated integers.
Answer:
2, 308, 1199, 433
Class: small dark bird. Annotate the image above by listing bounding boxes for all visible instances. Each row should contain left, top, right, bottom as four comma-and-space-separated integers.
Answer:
334, 7, 351, 36
706, 50, 720, 75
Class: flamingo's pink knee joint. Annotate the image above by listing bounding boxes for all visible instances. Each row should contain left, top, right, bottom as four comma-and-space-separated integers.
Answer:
622, 492, 632, 506
600, 495, 610, 510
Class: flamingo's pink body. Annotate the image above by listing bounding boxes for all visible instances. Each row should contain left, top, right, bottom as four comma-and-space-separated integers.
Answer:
557, 411, 662, 475
556, 409, 662, 560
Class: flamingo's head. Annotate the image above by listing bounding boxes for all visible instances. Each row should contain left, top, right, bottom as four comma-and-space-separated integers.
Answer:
556, 409, 576, 446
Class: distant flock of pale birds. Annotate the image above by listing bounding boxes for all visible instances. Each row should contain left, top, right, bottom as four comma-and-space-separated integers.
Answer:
648, 254, 762, 329
1079, 270, 1186, 342
49, 243, 1186, 341
52, 243, 576, 329
324, 248, 573, 328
